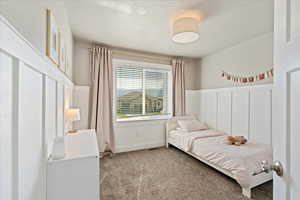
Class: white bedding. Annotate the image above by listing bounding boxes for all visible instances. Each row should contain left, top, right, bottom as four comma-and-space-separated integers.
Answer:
169, 129, 226, 151
168, 129, 273, 187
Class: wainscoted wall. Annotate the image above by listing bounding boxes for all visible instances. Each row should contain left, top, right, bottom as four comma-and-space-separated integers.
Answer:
111, 84, 272, 152
114, 120, 166, 153
73, 85, 272, 153
113, 84, 273, 153
0, 16, 73, 200
186, 84, 272, 145
0, 1, 74, 79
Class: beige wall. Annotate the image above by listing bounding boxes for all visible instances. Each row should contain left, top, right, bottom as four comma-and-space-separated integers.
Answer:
199, 33, 273, 89
73, 38, 200, 90
73, 39, 91, 86
0, 1, 74, 79
184, 58, 201, 90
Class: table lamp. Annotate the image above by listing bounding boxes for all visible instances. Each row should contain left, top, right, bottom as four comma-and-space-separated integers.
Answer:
65, 108, 80, 134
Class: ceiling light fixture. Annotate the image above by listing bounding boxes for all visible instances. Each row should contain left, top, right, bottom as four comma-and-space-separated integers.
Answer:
172, 16, 200, 44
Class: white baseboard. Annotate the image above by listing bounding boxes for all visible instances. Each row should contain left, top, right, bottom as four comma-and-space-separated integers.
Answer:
115, 142, 165, 153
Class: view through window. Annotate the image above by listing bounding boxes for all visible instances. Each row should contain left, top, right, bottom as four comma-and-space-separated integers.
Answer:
115, 60, 171, 120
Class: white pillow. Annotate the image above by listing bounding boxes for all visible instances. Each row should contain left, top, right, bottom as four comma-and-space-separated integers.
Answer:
177, 119, 208, 132
176, 127, 188, 132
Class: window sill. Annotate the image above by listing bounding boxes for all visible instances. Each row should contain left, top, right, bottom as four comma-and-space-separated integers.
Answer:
115, 115, 171, 123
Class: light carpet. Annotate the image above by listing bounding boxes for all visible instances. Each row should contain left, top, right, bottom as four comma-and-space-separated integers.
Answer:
100, 147, 272, 200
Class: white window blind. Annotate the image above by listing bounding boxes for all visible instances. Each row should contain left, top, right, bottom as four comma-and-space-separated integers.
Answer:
115, 60, 171, 120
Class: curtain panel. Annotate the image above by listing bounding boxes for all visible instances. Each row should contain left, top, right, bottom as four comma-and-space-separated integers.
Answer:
90, 46, 115, 153
172, 59, 186, 116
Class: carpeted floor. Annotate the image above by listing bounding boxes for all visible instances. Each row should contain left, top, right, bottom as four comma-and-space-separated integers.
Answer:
100, 147, 272, 200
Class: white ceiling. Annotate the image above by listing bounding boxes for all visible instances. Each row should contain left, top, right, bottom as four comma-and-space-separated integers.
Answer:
64, 0, 273, 58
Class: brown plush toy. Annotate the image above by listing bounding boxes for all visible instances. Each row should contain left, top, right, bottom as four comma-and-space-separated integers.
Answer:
225, 136, 247, 146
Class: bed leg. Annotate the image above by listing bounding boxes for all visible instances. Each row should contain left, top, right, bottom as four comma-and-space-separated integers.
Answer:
166, 143, 169, 148
242, 188, 251, 199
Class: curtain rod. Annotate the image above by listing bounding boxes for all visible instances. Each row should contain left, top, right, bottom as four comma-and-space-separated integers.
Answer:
88, 47, 173, 63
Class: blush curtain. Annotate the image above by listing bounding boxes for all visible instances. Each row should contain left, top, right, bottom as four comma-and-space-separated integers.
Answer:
172, 59, 186, 116
90, 46, 115, 153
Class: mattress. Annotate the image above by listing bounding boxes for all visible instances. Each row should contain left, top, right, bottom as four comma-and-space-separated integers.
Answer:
168, 129, 273, 187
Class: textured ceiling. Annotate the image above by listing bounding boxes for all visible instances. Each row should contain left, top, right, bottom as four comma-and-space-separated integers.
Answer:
65, 0, 273, 58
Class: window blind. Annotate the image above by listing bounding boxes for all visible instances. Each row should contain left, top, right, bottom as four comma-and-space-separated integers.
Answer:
115, 63, 170, 119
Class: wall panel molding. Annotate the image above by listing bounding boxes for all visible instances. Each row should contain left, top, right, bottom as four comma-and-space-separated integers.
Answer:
186, 90, 201, 118
0, 15, 72, 87
217, 91, 232, 134
18, 63, 44, 200
200, 91, 217, 128
231, 89, 250, 138
0, 15, 74, 200
0, 52, 14, 200
186, 84, 272, 144
114, 120, 166, 153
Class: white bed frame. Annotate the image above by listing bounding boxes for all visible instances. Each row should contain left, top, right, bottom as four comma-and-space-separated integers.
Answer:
166, 116, 273, 199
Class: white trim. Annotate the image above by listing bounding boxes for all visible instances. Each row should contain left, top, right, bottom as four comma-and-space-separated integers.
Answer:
12, 59, 20, 200
112, 58, 172, 122
0, 15, 74, 200
199, 84, 273, 93
167, 69, 173, 116
0, 15, 73, 87
185, 90, 201, 95
115, 118, 167, 128
116, 115, 171, 122
113, 58, 171, 70
115, 142, 165, 153
142, 70, 146, 114
186, 84, 273, 144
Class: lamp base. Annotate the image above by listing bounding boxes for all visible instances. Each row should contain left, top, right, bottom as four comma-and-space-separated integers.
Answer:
67, 129, 78, 134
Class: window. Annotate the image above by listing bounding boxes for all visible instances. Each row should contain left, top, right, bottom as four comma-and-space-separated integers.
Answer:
114, 59, 172, 121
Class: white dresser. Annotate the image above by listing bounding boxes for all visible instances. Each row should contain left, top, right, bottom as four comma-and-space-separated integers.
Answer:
47, 130, 100, 200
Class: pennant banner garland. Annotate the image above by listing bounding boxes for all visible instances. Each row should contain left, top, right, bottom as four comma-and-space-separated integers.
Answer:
221, 68, 273, 83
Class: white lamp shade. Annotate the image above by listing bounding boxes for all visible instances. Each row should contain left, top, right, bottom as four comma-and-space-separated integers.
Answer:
65, 108, 80, 121
172, 17, 199, 44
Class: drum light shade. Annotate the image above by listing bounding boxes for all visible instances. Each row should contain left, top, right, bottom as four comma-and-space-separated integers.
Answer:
172, 17, 199, 44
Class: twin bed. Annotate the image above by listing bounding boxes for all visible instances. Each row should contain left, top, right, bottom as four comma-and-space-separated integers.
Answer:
166, 116, 273, 198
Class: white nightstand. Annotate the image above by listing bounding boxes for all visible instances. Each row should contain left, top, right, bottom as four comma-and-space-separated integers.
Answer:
47, 129, 100, 200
